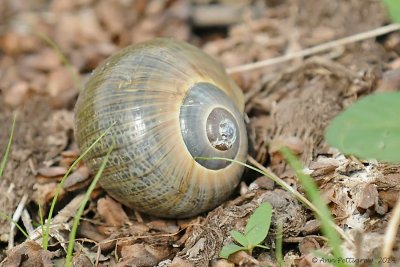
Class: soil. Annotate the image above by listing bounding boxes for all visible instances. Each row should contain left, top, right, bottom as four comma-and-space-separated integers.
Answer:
1, 0, 399, 266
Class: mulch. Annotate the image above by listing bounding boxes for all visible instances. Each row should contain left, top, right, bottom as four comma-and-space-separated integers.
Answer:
0, 0, 399, 266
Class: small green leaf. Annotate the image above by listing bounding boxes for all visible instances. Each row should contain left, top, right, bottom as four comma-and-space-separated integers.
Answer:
325, 92, 400, 163
382, 0, 400, 23
231, 230, 249, 247
219, 243, 245, 259
244, 202, 273, 246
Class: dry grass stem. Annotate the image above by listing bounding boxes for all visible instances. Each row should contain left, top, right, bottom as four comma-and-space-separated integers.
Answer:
8, 193, 28, 249
381, 192, 400, 267
227, 23, 400, 74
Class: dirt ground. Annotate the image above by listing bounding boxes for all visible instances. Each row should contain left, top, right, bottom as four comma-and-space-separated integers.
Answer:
1, 0, 399, 266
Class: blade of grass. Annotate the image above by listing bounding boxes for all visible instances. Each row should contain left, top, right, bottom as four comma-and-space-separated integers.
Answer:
0, 210, 30, 240
0, 112, 17, 178
43, 122, 115, 250
65, 142, 114, 267
195, 156, 315, 208
38, 201, 45, 247
280, 147, 347, 267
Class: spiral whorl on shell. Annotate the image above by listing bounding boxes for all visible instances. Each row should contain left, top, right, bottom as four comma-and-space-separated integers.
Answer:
74, 38, 248, 218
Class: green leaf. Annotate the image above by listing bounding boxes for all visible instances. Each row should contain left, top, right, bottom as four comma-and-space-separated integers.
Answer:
244, 202, 273, 246
325, 92, 400, 163
230, 230, 249, 247
382, 0, 400, 23
219, 243, 245, 259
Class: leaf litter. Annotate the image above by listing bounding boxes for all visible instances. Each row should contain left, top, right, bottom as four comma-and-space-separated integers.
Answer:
0, 0, 399, 266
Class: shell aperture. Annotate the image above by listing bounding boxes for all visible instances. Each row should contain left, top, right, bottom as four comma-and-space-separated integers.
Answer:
179, 82, 242, 170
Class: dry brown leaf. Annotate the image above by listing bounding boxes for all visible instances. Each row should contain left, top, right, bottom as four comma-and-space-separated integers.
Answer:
59, 149, 80, 168
379, 190, 400, 209
96, 225, 120, 237
4, 81, 30, 107
23, 48, 61, 71
71, 253, 93, 267
299, 236, 321, 255
47, 67, 79, 109
128, 222, 150, 235
377, 68, 400, 92
95, 1, 126, 35
227, 251, 259, 266
248, 176, 275, 191
33, 182, 66, 206
78, 221, 108, 243
210, 259, 235, 267
37, 166, 68, 178
4, 241, 56, 267
97, 196, 130, 227
63, 166, 90, 191
269, 136, 304, 165
147, 219, 179, 234
170, 256, 194, 267
0, 31, 42, 54
301, 219, 321, 235
118, 243, 170, 267
357, 183, 379, 210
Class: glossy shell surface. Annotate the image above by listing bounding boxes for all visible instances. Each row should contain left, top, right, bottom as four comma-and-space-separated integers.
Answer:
74, 39, 247, 218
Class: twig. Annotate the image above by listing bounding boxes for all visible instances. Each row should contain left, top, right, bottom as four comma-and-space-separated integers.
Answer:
227, 23, 400, 74
381, 192, 400, 267
8, 193, 29, 249
22, 208, 34, 236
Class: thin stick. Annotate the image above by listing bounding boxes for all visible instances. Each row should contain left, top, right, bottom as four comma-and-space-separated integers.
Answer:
8, 193, 29, 249
21, 208, 34, 236
227, 23, 400, 74
381, 192, 400, 267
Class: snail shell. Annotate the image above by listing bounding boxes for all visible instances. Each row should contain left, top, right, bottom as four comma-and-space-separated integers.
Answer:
74, 38, 248, 218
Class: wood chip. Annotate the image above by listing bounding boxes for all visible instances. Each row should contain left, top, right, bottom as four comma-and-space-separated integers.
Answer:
357, 183, 379, 210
